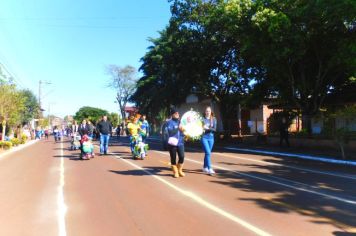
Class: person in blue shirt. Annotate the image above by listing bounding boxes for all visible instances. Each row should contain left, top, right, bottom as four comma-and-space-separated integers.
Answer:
164, 108, 185, 178
201, 106, 217, 175
140, 115, 150, 142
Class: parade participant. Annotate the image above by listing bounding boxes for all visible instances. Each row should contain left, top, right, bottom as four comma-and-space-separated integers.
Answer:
78, 119, 90, 136
97, 115, 112, 155
161, 115, 171, 151
165, 108, 185, 178
87, 120, 94, 139
127, 114, 141, 153
44, 128, 49, 140
279, 117, 290, 147
140, 115, 150, 142
35, 126, 42, 140
53, 126, 60, 142
78, 119, 90, 156
201, 106, 217, 175
116, 124, 121, 139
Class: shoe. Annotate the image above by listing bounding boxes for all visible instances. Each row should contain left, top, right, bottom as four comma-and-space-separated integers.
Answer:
208, 168, 215, 175
177, 163, 185, 177
171, 165, 179, 178
203, 167, 209, 173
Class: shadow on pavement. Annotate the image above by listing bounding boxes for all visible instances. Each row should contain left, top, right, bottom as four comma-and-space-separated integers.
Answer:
52, 154, 86, 161
333, 232, 356, 236
109, 166, 171, 177
209, 166, 356, 231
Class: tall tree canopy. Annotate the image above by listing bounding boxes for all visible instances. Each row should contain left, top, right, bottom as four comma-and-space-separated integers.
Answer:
74, 106, 109, 124
132, 0, 356, 133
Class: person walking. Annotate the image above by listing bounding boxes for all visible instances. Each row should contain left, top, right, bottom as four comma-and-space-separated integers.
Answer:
44, 129, 49, 140
164, 108, 185, 178
127, 115, 141, 154
87, 120, 94, 139
279, 117, 290, 147
53, 126, 59, 142
201, 106, 217, 175
78, 119, 90, 157
97, 115, 112, 155
116, 124, 121, 139
161, 115, 171, 151
140, 115, 150, 142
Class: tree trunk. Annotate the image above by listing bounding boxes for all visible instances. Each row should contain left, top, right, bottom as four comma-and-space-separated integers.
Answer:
237, 103, 242, 137
1, 121, 6, 141
219, 101, 231, 140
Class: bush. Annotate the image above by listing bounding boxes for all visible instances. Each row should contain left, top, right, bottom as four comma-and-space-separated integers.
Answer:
20, 134, 28, 144
0, 141, 13, 150
11, 138, 21, 146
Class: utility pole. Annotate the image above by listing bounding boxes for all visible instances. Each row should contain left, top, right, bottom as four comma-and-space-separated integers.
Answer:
38, 80, 51, 109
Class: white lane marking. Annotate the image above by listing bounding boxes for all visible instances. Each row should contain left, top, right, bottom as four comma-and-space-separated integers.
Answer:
148, 139, 356, 181
110, 153, 271, 236
154, 151, 356, 205
58, 142, 67, 236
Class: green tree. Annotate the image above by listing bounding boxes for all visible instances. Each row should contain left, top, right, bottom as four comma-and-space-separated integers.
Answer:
238, 0, 356, 134
74, 106, 109, 125
108, 112, 119, 127
133, 0, 254, 133
19, 89, 40, 125
0, 82, 26, 140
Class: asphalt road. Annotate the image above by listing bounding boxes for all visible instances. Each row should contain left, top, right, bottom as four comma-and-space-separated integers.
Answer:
0, 136, 355, 236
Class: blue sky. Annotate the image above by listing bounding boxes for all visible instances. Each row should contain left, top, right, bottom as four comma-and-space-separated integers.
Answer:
0, 0, 171, 118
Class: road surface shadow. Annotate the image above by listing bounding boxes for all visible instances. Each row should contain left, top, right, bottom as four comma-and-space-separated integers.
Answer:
52, 154, 87, 161
209, 166, 356, 231
333, 232, 356, 236
109, 166, 171, 177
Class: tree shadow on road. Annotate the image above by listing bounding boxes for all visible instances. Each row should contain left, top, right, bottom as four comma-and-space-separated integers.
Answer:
52, 154, 85, 161
333, 232, 356, 236
109, 166, 171, 177
209, 164, 356, 232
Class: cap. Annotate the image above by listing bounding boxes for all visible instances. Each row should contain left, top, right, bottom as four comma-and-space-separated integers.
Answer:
170, 107, 179, 115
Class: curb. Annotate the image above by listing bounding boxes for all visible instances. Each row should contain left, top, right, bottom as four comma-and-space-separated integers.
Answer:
148, 136, 356, 167
225, 147, 356, 167
0, 139, 40, 159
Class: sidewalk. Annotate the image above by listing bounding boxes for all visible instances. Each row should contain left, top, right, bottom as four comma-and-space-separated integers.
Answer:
148, 136, 356, 167
0, 139, 39, 159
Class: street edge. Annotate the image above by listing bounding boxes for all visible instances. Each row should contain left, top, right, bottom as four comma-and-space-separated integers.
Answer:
0, 139, 40, 159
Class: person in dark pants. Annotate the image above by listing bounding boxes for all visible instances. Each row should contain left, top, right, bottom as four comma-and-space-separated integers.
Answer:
116, 125, 121, 139
97, 115, 112, 155
78, 119, 90, 157
164, 108, 185, 178
279, 117, 290, 147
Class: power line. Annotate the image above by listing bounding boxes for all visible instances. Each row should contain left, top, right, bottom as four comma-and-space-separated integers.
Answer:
0, 16, 168, 21
0, 61, 26, 89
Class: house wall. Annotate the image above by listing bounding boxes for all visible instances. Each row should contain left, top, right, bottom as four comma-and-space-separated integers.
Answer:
250, 105, 270, 134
